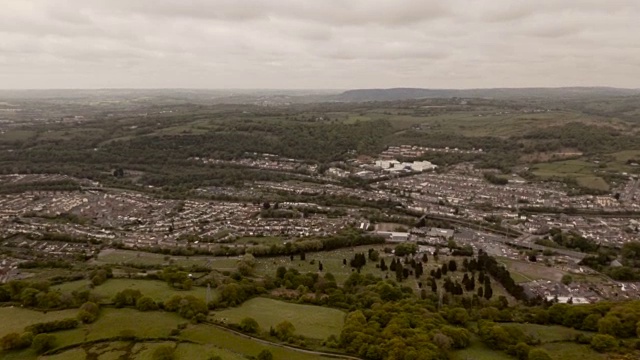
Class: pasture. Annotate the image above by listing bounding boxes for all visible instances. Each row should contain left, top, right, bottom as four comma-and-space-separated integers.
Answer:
253, 244, 393, 284
180, 325, 328, 360
0, 307, 78, 338
214, 297, 345, 339
54, 278, 212, 303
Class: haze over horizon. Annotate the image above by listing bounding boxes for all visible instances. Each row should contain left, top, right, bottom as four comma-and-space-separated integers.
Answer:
1, 0, 639, 90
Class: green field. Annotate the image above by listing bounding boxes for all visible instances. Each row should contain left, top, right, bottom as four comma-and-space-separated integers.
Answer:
94, 249, 234, 269
501, 323, 591, 343
540, 342, 605, 360
254, 244, 393, 284
453, 336, 514, 360
530, 159, 610, 191
180, 324, 328, 360
214, 297, 345, 339
54, 278, 212, 303
0, 307, 78, 338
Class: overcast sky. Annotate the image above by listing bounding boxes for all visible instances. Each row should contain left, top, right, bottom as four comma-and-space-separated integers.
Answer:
1, 0, 639, 89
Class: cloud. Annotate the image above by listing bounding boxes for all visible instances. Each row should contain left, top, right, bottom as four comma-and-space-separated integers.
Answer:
0, 0, 639, 88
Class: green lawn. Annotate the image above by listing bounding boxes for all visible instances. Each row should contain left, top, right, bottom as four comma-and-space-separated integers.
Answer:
181, 325, 328, 360
254, 244, 392, 284
54, 278, 212, 303
214, 297, 345, 339
501, 323, 591, 343
0, 307, 78, 338
540, 342, 605, 360
453, 336, 514, 360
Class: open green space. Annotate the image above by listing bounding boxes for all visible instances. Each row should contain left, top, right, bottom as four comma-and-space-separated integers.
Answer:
0, 307, 78, 338
180, 324, 328, 360
497, 257, 566, 283
214, 297, 345, 339
453, 336, 514, 360
94, 249, 237, 269
539, 342, 605, 360
253, 244, 392, 284
54, 278, 212, 303
501, 323, 591, 343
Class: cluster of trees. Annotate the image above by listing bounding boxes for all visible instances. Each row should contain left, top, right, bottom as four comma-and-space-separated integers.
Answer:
483, 173, 509, 185
548, 228, 599, 253
1, 332, 57, 355
164, 295, 209, 322
125, 230, 385, 259
25, 319, 78, 335
159, 267, 193, 290
213, 279, 265, 308
476, 250, 526, 301
579, 241, 640, 281
0, 280, 92, 310
340, 300, 470, 359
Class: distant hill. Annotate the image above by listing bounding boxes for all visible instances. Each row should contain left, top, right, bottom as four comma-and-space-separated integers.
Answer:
336, 87, 640, 102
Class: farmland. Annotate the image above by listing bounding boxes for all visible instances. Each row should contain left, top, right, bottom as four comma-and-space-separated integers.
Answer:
54, 278, 213, 303
214, 297, 345, 339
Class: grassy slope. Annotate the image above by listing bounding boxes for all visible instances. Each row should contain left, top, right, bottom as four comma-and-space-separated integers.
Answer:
214, 297, 345, 339
54, 278, 212, 303
0, 307, 78, 338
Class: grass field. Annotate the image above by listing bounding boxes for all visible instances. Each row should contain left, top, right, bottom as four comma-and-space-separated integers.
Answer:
501, 323, 590, 343
94, 249, 234, 269
214, 297, 345, 339
253, 244, 393, 284
539, 342, 605, 360
54, 278, 212, 303
497, 257, 566, 283
453, 335, 514, 360
181, 325, 328, 360
0, 307, 79, 338
530, 160, 610, 191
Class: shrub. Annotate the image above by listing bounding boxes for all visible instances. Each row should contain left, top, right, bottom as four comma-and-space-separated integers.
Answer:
590, 334, 618, 353
31, 334, 56, 354
239, 317, 260, 333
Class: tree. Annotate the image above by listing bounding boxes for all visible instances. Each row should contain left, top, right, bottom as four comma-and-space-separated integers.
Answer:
136, 296, 159, 311
77, 301, 100, 324
240, 317, 260, 333
448, 259, 457, 272
0, 333, 20, 351
274, 320, 296, 341
257, 349, 274, 360
31, 334, 56, 354
598, 315, 622, 336
590, 334, 617, 353
561, 274, 573, 285
447, 308, 469, 326
528, 348, 552, 360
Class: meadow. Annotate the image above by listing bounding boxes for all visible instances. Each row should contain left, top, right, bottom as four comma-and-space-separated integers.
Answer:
54, 278, 213, 303
0, 307, 78, 338
214, 297, 346, 339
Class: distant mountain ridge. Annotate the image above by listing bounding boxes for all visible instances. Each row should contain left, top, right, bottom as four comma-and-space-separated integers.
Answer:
336, 87, 640, 102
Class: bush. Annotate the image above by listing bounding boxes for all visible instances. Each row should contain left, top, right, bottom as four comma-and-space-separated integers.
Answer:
257, 349, 274, 360
239, 317, 260, 334
527, 348, 552, 360
31, 334, 56, 354
25, 318, 78, 334
77, 301, 100, 324
590, 334, 618, 353
136, 296, 159, 311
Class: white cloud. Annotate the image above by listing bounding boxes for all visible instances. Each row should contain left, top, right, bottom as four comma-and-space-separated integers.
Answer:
0, 0, 638, 88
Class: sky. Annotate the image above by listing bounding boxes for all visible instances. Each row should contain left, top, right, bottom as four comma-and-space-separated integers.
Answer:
1, 0, 639, 89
